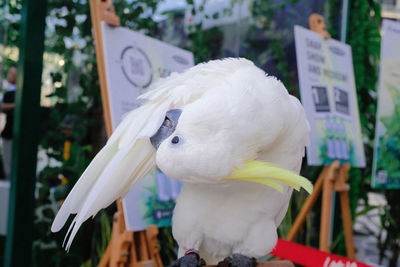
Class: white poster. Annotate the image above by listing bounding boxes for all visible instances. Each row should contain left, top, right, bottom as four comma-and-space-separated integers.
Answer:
101, 22, 194, 230
294, 25, 365, 167
372, 19, 400, 189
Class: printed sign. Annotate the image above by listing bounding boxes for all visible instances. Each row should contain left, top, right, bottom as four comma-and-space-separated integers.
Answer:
101, 22, 194, 230
271, 239, 372, 267
372, 19, 400, 189
294, 25, 365, 167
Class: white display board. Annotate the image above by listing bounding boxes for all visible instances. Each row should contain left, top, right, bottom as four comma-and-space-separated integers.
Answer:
294, 25, 365, 167
372, 19, 400, 189
101, 22, 194, 230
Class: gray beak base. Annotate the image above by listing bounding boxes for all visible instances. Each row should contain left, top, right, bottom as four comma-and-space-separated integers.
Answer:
150, 109, 182, 149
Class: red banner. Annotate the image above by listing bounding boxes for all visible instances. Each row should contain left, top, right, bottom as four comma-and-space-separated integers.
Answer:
271, 239, 372, 267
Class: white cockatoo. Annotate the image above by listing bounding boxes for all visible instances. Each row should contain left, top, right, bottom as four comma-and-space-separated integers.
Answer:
52, 58, 312, 266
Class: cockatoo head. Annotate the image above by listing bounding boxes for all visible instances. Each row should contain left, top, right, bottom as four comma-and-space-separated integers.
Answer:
149, 59, 310, 186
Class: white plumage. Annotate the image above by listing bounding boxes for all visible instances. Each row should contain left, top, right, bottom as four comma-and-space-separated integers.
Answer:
52, 58, 310, 263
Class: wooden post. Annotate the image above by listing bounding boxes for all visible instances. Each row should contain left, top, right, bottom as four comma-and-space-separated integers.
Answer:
89, 0, 120, 136
286, 167, 326, 241
110, 210, 134, 267
146, 225, 163, 267
98, 244, 112, 267
319, 162, 338, 252
335, 163, 355, 259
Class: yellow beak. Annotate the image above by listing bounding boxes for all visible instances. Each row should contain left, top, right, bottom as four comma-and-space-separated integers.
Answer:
224, 161, 313, 194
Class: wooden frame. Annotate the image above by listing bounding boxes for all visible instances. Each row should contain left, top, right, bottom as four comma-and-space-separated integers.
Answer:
89, 0, 119, 137
88, 1, 162, 266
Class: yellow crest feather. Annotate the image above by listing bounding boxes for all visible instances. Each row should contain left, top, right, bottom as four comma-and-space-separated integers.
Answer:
224, 161, 313, 194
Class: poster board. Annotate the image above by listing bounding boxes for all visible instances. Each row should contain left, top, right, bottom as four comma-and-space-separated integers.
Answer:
372, 19, 400, 189
101, 22, 194, 230
294, 25, 365, 167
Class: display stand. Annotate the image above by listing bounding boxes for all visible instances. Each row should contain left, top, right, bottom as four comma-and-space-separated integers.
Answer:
97, 200, 162, 267
88, 1, 162, 266
286, 14, 356, 260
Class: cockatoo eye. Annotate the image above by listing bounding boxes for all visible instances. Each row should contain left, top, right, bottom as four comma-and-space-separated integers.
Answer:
170, 135, 184, 146
171, 136, 180, 144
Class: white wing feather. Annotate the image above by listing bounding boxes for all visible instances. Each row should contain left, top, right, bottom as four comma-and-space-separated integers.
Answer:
51, 141, 119, 232
52, 100, 172, 249
63, 139, 155, 249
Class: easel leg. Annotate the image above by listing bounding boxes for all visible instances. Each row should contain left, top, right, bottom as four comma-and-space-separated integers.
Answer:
320, 172, 334, 252
337, 164, 355, 259
139, 231, 150, 261
98, 242, 112, 267
110, 211, 134, 267
286, 166, 327, 241
340, 191, 356, 259
146, 225, 163, 267
287, 161, 339, 243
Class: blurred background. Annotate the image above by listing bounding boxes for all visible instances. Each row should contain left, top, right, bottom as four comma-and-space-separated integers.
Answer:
0, 0, 399, 266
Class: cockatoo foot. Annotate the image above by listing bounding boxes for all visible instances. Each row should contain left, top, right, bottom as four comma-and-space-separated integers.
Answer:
169, 251, 206, 267
217, 254, 257, 267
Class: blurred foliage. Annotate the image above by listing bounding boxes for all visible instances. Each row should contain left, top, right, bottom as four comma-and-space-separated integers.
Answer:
375, 84, 400, 185
381, 191, 400, 266
348, 0, 381, 184
245, 0, 296, 89
346, 0, 383, 261
372, 82, 400, 266
327, 0, 383, 259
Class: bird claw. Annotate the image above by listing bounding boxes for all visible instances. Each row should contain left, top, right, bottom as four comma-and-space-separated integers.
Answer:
217, 253, 257, 267
169, 253, 206, 267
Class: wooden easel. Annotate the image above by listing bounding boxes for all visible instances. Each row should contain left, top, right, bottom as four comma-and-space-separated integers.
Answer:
89, 1, 163, 266
286, 161, 355, 259
97, 200, 163, 267
286, 14, 356, 260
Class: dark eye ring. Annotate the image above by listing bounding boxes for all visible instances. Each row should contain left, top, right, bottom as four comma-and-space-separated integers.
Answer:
171, 136, 180, 144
